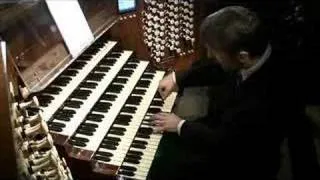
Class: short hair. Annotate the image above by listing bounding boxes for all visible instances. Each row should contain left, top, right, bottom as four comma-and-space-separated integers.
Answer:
200, 6, 269, 57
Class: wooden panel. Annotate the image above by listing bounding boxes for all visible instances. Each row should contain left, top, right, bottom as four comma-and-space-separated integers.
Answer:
0, 42, 17, 179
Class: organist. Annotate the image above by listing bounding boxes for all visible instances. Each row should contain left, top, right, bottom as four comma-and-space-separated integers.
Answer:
152, 6, 295, 180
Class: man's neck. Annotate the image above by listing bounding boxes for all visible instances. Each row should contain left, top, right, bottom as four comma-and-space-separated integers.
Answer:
240, 44, 272, 81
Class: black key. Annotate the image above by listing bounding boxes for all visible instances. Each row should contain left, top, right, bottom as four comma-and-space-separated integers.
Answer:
114, 118, 131, 125
95, 151, 113, 157
127, 150, 143, 156
120, 165, 137, 172
113, 77, 128, 84
78, 55, 92, 61
118, 70, 133, 77
96, 101, 112, 107
126, 96, 142, 105
94, 66, 110, 72
79, 125, 96, 132
123, 64, 137, 69
136, 133, 150, 139
109, 130, 124, 136
100, 94, 117, 101
131, 143, 146, 149
132, 140, 148, 145
52, 81, 68, 87
81, 123, 98, 128
42, 87, 62, 95
94, 155, 111, 162
39, 102, 50, 107
38, 95, 54, 101
126, 154, 142, 160
54, 111, 73, 118
118, 170, 135, 177
62, 70, 78, 77
92, 103, 110, 113
69, 61, 86, 69
86, 113, 104, 122
67, 100, 83, 106
114, 118, 131, 124
136, 80, 151, 88
105, 136, 121, 142
154, 92, 162, 99
48, 126, 63, 132
132, 89, 146, 95
49, 122, 66, 128
53, 115, 70, 122
64, 100, 83, 109
111, 127, 126, 132
99, 60, 115, 66
103, 140, 119, 146
100, 143, 117, 150
106, 85, 123, 93
83, 48, 100, 55
80, 82, 98, 89
54, 112, 73, 119
68, 140, 86, 147
62, 109, 76, 114
107, 52, 122, 58
74, 89, 92, 96
114, 120, 130, 126
141, 74, 154, 79
151, 100, 164, 106
138, 127, 153, 135
121, 106, 137, 113
145, 68, 156, 73
124, 157, 140, 164
71, 136, 89, 143
86, 72, 105, 81
76, 129, 93, 136
55, 76, 72, 83
148, 107, 161, 114
117, 114, 133, 120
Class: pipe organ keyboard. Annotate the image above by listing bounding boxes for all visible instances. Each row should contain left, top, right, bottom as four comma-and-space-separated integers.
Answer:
33, 38, 177, 179
0, 1, 179, 179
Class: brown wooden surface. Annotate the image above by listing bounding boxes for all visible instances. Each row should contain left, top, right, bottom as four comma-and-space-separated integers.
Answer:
0, 43, 18, 179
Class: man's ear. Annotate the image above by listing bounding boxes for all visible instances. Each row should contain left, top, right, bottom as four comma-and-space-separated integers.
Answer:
238, 51, 251, 68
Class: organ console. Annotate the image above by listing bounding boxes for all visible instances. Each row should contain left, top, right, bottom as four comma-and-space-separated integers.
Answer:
1, 0, 313, 179
0, 0, 179, 179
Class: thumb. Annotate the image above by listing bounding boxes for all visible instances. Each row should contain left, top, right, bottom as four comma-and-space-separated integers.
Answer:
158, 87, 168, 99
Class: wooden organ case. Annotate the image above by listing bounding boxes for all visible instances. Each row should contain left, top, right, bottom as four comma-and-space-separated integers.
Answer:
0, 0, 192, 179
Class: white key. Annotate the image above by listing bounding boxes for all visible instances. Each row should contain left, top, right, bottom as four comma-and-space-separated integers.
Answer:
51, 51, 133, 142
92, 71, 165, 171
72, 62, 149, 157
41, 41, 117, 122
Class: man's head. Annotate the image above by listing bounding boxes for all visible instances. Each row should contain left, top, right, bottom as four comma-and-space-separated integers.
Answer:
200, 6, 269, 71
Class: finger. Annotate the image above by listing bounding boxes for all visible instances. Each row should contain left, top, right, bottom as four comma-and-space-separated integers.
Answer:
151, 113, 168, 120
153, 126, 165, 133
154, 120, 165, 126
158, 89, 168, 100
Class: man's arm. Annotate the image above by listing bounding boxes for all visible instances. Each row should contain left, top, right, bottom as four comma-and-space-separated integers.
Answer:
178, 99, 278, 154
175, 59, 228, 88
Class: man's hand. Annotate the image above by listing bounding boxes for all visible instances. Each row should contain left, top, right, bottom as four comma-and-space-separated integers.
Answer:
152, 113, 182, 133
158, 72, 177, 99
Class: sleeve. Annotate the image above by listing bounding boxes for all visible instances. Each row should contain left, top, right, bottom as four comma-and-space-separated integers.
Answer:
178, 99, 272, 154
175, 59, 228, 89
